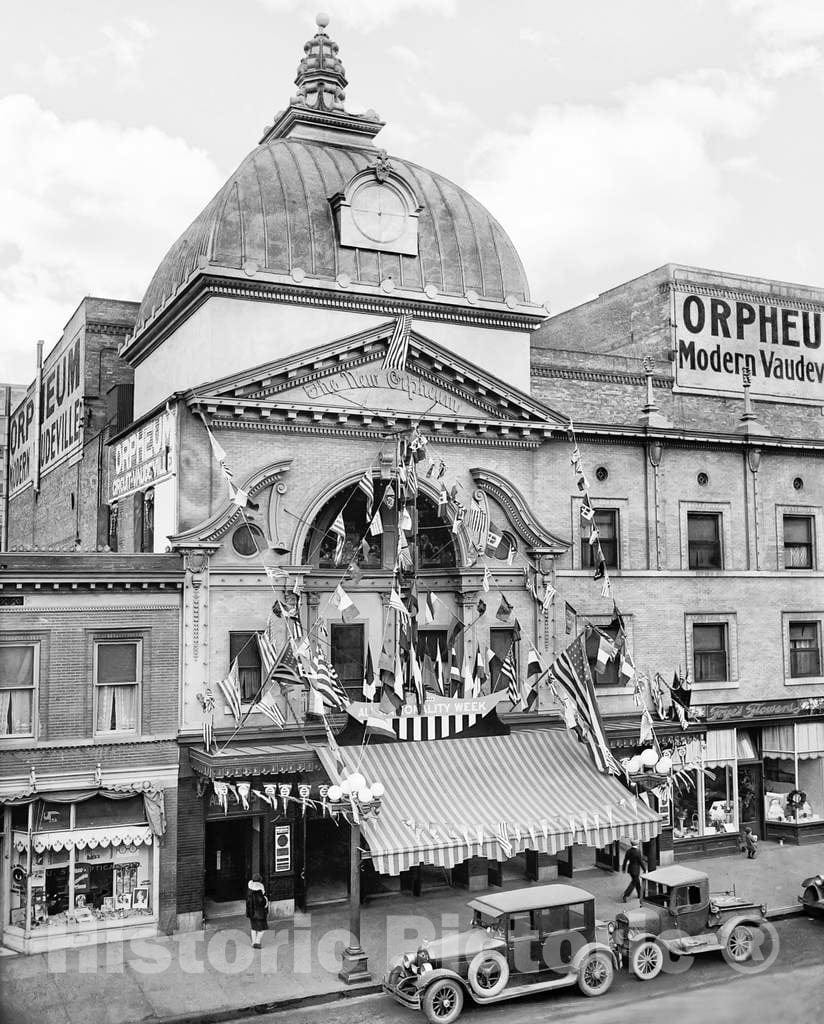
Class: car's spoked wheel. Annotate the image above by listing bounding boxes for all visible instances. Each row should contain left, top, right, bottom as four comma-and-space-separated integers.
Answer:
477, 960, 501, 990
631, 939, 664, 980
578, 951, 614, 997
422, 980, 464, 1024
726, 924, 754, 963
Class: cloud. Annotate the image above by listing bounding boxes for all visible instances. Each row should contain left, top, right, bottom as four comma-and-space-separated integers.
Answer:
13, 17, 155, 89
731, 0, 824, 46
253, 0, 456, 32
388, 44, 423, 70
0, 95, 223, 383
466, 71, 772, 308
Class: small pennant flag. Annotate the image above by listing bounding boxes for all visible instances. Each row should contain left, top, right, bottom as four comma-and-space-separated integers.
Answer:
485, 524, 503, 556
331, 513, 346, 565
477, 597, 487, 616
595, 633, 618, 675
496, 595, 513, 621
500, 648, 520, 707
434, 643, 445, 694
619, 650, 637, 687
331, 584, 360, 624
482, 565, 492, 592
542, 585, 556, 613
580, 501, 595, 522
425, 590, 437, 623
527, 647, 543, 679
363, 646, 377, 701
206, 425, 227, 465
496, 822, 514, 859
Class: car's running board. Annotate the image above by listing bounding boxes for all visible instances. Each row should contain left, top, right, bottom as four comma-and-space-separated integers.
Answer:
472, 976, 578, 1004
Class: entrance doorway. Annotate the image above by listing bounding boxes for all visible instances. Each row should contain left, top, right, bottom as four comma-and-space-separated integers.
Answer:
738, 764, 763, 839
304, 815, 349, 906
205, 819, 254, 902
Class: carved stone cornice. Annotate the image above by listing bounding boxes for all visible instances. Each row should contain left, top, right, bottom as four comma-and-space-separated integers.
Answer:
470, 468, 570, 553
171, 460, 292, 548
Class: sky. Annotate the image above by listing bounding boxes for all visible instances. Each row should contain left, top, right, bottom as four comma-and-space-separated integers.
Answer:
2, 0, 824, 383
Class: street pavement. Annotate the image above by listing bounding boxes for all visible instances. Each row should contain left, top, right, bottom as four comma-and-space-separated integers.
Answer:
1, 841, 822, 1024
246, 917, 824, 1024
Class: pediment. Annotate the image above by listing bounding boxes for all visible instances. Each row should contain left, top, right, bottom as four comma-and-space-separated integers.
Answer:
188, 320, 567, 440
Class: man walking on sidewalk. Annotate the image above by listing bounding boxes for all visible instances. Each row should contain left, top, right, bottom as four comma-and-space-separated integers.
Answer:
622, 840, 648, 902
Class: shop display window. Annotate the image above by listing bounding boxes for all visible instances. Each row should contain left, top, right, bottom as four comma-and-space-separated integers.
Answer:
764, 755, 820, 824
7, 795, 155, 933
672, 769, 701, 839
704, 765, 736, 833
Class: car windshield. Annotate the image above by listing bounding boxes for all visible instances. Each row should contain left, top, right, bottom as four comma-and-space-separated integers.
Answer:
472, 909, 503, 932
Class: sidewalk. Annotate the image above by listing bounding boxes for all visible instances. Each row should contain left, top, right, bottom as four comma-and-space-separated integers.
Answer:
1, 841, 821, 1024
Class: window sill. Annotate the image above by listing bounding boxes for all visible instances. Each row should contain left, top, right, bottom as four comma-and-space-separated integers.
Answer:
784, 676, 824, 688
592, 685, 635, 697
689, 679, 739, 691
93, 731, 140, 741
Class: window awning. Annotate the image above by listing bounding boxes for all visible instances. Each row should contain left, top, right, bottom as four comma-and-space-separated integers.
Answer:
763, 723, 824, 759
318, 731, 661, 876
13, 825, 153, 854
189, 742, 322, 779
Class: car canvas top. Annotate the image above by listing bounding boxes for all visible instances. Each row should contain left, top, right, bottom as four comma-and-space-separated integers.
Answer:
468, 884, 595, 916
641, 866, 707, 887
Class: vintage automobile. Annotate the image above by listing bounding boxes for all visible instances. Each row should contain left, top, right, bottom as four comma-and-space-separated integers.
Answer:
798, 872, 824, 917
383, 883, 614, 1024
609, 865, 767, 979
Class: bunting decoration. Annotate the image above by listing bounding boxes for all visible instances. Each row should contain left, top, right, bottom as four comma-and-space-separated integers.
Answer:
358, 470, 374, 522
203, 419, 259, 511
198, 688, 216, 751
383, 312, 413, 370
331, 512, 346, 565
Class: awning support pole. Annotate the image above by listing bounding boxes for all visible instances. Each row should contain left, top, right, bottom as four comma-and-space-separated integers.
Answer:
338, 819, 371, 984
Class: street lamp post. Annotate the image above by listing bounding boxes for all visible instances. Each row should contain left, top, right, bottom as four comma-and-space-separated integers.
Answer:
326, 773, 385, 984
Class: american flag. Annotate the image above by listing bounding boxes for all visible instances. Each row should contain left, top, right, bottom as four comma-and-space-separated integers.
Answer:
217, 660, 242, 722
331, 513, 346, 565
498, 647, 520, 707
257, 632, 303, 687
255, 691, 286, 728
383, 313, 413, 370
307, 646, 350, 711
358, 470, 374, 522
550, 634, 623, 775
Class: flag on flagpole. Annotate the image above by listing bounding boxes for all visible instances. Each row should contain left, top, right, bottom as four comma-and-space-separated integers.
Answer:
368, 507, 384, 537
449, 645, 462, 695
330, 513, 346, 565
549, 634, 623, 775
473, 647, 488, 692
482, 565, 492, 593
389, 587, 411, 621
307, 646, 350, 711
383, 312, 413, 370
498, 647, 520, 706
485, 523, 503, 555
256, 691, 286, 728
217, 659, 242, 722
331, 583, 360, 624
363, 646, 376, 701
201, 688, 216, 751
358, 470, 374, 522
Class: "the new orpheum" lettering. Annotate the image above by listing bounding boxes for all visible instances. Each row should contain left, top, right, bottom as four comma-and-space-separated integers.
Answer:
303, 369, 460, 413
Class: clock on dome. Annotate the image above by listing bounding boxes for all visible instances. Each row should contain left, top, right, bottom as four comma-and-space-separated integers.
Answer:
331, 154, 421, 256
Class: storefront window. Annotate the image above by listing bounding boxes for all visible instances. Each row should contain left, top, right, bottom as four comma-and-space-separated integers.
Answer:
8, 795, 155, 933
672, 769, 701, 840
704, 764, 735, 834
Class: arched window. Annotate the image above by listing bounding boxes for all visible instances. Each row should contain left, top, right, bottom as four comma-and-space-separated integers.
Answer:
301, 483, 456, 570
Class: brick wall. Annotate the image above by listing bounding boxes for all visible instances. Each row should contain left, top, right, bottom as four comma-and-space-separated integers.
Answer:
6, 299, 137, 551
175, 772, 205, 915
0, 602, 179, 741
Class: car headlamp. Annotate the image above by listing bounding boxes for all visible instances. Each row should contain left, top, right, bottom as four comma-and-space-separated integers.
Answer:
402, 953, 413, 970
607, 921, 616, 935
761, 904, 767, 915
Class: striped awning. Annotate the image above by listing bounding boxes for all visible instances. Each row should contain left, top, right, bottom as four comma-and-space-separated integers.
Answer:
318, 731, 661, 876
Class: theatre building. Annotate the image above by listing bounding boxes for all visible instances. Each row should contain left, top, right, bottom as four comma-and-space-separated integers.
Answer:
110, 19, 664, 928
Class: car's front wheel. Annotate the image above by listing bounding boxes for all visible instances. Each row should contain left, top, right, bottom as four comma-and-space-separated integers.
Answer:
422, 979, 464, 1024
630, 939, 664, 980
725, 924, 754, 963
577, 950, 614, 997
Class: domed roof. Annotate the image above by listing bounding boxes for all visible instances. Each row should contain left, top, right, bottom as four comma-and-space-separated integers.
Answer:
138, 139, 531, 323
136, 17, 531, 327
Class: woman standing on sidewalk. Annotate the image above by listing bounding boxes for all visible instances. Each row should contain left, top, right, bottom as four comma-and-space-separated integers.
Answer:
245, 873, 269, 948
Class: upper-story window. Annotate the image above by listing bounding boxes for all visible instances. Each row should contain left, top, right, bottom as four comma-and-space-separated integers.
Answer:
783, 515, 814, 569
0, 643, 36, 737
94, 641, 140, 734
229, 632, 262, 703
330, 623, 365, 703
692, 624, 728, 683
789, 621, 822, 678
581, 509, 619, 570
687, 512, 722, 569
